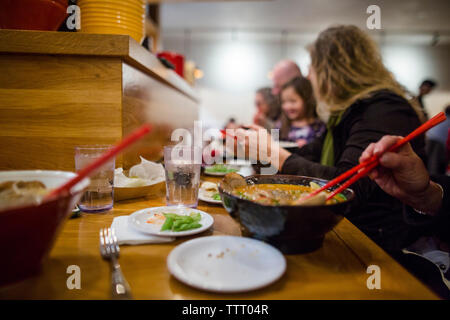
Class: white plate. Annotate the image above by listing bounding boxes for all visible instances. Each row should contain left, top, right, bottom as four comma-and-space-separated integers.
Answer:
198, 192, 222, 204
128, 206, 214, 237
278, 141, 299, 149
226, 159, 252, 166
203, 170, 232, 177
198, 182, 222, 204
167, 236, 286, 293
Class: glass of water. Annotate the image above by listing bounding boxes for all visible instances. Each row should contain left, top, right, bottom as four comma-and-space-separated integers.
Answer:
164, 146, 202, 208
75, 145, 115, 213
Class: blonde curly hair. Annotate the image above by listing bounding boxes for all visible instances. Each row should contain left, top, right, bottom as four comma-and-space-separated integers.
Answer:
309, 25, 425, 122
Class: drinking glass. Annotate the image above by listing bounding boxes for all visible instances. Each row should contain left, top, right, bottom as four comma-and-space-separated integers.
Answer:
164, 146, 201, 208
74, 145, 115, 213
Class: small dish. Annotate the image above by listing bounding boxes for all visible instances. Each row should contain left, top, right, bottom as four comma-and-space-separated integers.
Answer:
198, 182, 222, 204
128, 206, 214, 237
278, 141, 299, 149
167, 236, 286, 293
114, 180, 165, 201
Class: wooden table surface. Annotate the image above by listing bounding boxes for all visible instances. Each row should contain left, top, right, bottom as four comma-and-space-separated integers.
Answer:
0, 176, 438, 300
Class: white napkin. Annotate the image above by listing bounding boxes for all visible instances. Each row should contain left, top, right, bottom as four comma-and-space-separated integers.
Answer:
129, 156, 165, 181
114, 157, 165, 188
111, 216, 175, 245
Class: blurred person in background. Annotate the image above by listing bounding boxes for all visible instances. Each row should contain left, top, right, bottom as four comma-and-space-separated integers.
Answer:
238, 25, 428, 259
277, 77, 325, 147
224, 117, 239, 130
271, 59, 302, 95
415, 79, 437, 120
253, 87, 281, 130
426, 105, 450, 175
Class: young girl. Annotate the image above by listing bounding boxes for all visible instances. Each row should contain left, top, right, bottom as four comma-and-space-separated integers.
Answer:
278, 77, 325, 147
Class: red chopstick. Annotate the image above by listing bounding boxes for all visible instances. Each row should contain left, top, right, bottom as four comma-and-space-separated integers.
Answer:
46, 124, 152, 200
300, 111, 446, 202
220, 129, 238, 140
325, 161, 378, 201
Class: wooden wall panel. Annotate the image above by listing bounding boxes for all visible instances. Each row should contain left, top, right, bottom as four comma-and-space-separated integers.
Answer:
0, 31, 199, 173
0, 55, 123, 171
121, 62, 199, 169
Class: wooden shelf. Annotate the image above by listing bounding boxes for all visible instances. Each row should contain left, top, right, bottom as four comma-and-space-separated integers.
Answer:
0, 29, 199, 171
0, 29, 198, 101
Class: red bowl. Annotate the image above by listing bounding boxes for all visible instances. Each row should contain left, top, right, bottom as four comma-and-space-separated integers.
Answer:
0, 0, 68, 31
0, 170, 89, 286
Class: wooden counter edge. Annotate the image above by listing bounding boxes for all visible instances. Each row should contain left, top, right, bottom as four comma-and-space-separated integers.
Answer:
333, 219, 440, 299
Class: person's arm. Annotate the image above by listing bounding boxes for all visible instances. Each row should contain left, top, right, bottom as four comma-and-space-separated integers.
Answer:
280, 123, 375, 209
290, 133, 325, 161
359, 135, 447, 220
281, 105, 426, 210
240, 103, 424, 210
235, 124, 324, 169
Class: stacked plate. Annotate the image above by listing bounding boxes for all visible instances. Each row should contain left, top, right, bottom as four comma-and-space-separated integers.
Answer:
78, 0, 145, 44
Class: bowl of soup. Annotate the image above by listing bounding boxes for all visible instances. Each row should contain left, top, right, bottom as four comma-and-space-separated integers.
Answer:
218, 173, 355, 254
0, 170, 89, 286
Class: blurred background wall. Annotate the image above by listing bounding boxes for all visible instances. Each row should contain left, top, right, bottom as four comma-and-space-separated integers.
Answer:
159, 0, 450, 128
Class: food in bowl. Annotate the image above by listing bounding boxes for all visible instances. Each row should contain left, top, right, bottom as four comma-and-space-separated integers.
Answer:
223, 172, 346, 206
0, 170, 89, 286
114, 157, 166, 201
0, 180, 48, 211
115, 157, 165, 188
219, 173, 355, 254
232, 182, 346, 206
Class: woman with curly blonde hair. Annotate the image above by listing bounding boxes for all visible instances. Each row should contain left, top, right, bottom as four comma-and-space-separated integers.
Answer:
308, 25, 425, 120
243, 25, 428, 257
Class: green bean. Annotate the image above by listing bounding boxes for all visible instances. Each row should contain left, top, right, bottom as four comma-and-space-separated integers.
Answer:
160, 212, 202, 232
189, 212, 201, 222
336, 193, 347, 201
175, 222, 201, 231
160, 217, 173, 231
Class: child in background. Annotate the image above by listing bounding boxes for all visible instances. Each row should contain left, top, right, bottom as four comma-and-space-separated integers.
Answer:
278, 77, 325, 148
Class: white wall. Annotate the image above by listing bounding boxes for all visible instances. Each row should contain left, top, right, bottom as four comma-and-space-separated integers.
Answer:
381, 43, 450, 115
161, 31, 450, 126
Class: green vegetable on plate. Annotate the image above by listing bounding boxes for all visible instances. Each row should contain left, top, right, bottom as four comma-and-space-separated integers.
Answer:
160, 212, 202, 232
160, 217, 174, 231
205, 164, 238, 173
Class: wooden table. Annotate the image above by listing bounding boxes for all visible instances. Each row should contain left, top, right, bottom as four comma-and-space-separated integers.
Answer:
0, 177, 438, 299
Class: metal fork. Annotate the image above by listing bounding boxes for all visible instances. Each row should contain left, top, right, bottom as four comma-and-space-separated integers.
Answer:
99, 228, 133, 299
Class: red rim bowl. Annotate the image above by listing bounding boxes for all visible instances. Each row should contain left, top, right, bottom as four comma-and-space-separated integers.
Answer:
0, 0, 68, 31
0, 170, 89, 286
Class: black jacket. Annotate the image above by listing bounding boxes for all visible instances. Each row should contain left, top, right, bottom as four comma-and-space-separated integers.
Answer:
281, 90, 428, 255
403, 174, 450, 243
432, 175, 450, 218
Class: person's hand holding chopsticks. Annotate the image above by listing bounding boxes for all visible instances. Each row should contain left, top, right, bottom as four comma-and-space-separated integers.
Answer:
359, 135, 443, 215
231, 124, 292, 170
